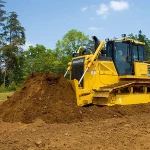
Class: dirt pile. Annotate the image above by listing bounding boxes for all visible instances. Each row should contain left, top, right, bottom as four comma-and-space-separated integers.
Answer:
0, 73, 81, 123
0, 72, 150, 124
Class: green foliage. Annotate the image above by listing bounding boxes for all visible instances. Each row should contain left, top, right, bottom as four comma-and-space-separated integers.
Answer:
56, 29, 90, 58
23, 44, 63, 76
0, 0, 6, 26
0, 84, 6, 92
7, 81, 17, 91
0, 11, 26, 86
128, 30, 150, 59
3, 11, 25, 45
55, 29, 91, 74
0, 0, 6, 40
0, 0, 7, 86
0, 81, 18, 92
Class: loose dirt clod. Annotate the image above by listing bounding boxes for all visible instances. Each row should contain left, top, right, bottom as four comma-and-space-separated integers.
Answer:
0, 73, 150, 124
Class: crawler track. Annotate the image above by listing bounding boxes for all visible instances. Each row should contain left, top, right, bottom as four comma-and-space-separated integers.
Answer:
93, 80, 150, 105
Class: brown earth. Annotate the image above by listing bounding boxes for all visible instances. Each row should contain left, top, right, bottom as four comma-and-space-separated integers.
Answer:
0, 73, 82, 124
0, 113, 150, 150
0, 73, 150, 149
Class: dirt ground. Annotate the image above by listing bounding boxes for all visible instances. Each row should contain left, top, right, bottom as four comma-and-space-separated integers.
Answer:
0, 73, 150, 150
0, 113, 150, 150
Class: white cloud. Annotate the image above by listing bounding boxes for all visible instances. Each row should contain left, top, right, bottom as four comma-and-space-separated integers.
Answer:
96, 4, 109, 15
110, 1, 129, 11
81, 6, 88, 12
22, 41, 35, 50
96, 1, 129, 19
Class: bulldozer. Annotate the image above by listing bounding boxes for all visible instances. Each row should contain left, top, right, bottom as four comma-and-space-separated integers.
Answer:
64, 34, 150, 106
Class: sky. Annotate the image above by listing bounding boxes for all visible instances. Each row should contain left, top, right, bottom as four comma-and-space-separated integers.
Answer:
5, 0, 150, 50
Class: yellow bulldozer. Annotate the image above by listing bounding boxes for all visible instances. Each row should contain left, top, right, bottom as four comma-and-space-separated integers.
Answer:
64, 34, 150, 106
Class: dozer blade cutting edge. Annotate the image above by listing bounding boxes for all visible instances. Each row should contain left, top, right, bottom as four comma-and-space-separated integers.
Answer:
69, 79, 94, 106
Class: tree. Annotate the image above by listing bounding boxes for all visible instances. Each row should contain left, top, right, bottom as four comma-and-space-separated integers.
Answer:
2, 11, 25, 86
56, 29, 90, 58
0, 0, 6, 26
0, 0, 7, 85
128, 30, 150, 60
24, 45, 63, 75
136, 30, 150, 54
3, 12, 25, 46
55, 29, 92, 73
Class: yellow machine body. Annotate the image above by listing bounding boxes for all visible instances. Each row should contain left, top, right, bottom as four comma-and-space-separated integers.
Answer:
66, 38, 150, 106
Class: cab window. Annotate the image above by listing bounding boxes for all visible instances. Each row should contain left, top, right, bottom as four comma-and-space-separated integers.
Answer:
138, 45, 144, 61
133, 45, 138, 60
106, 42, 113, 57
132, 44, 145, 61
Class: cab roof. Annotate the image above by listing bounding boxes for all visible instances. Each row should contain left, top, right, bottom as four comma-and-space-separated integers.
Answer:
107, 38, 145, 45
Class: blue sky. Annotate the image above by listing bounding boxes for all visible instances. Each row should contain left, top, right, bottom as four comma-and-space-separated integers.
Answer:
5, 0, 150, 50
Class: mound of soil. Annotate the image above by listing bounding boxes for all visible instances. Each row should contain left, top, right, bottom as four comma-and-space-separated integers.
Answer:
0, 72, 150, 124
0, 73, 81, 123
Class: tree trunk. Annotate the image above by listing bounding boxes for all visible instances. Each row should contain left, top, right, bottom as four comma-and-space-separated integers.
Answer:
3, 70, 6, 87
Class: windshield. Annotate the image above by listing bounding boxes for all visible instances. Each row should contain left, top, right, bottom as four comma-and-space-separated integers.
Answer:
115, 42, 129, 62
114, 42, 131, 75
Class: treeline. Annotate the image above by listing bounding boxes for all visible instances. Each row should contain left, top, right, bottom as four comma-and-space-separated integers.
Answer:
0, 0, 150, 91
0, 0, 25, 90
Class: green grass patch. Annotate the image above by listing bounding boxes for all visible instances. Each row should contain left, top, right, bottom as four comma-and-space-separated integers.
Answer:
0, 92, 14, 100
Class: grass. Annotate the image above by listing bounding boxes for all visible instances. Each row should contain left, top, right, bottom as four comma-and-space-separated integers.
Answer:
0, 92, 14, 100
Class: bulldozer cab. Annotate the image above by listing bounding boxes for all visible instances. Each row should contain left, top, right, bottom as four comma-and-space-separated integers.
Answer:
70, 37, 146, 88
106, 39, 146, 76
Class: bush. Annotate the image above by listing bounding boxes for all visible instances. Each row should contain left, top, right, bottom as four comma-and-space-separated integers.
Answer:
8, 81, 17, 91
0, 84, 7, 92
